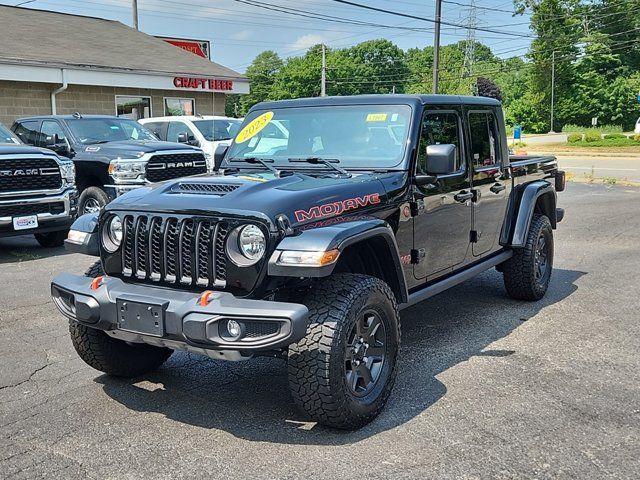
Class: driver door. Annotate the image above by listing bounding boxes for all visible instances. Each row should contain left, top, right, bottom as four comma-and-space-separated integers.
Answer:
413, 109, 472, 280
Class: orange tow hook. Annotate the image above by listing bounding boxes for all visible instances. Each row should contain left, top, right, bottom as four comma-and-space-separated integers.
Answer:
199, 290, 215, 306
90, 275, 104, 290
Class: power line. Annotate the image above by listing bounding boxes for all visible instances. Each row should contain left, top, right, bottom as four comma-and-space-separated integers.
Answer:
329, 0, 535, 38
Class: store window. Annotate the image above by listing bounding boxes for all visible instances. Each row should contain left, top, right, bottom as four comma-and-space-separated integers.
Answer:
115, 96, 151, 120
164, 98, 195, 116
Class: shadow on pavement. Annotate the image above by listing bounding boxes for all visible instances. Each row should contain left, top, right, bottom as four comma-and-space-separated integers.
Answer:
0, 235, 71, 264
97, 267, 585, 445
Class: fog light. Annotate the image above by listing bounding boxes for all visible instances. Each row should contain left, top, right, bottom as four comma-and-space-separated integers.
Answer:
225, 320, 244, 341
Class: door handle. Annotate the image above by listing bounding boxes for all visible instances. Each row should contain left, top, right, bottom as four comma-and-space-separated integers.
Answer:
454, 191, 473, 203
490, 183, 506, 194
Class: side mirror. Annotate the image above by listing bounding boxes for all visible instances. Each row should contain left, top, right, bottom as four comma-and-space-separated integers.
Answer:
46, 134, 69, 155
213, 144, 228, 171
187, 135, 200, 147
425, 144, 457, 175
177, 132, 189, 144
414, 174, 437, 186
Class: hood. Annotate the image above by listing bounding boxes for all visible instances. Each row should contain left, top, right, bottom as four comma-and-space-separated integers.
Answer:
0, 144, 62, 157
106, 170, 398, 228
78, 140, 201, 159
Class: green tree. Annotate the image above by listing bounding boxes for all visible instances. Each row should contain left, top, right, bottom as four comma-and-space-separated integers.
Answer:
240, 50, 284, 114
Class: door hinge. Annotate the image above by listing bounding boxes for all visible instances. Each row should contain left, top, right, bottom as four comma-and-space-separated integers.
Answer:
410, 248, 426, 264
470, 230, 480, 243
409, 199, 425, 217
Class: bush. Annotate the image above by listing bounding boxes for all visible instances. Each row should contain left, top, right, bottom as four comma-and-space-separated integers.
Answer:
567, 133, 583, 143
562, 124, 622, 134
584, 130, 602, 142
603, 133, 626, 140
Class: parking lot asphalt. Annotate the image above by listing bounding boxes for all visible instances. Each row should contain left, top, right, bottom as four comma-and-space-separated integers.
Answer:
1, 182, 639, 479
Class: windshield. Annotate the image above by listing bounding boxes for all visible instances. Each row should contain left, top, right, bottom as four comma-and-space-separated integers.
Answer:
66, 118, 157, 144
225, 105, 412, 170
0, 124, 20, 144
193, 119, 242, 142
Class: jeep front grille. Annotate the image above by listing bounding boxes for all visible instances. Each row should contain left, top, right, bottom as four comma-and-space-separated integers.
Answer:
121, 214, 227, 288
0, 157, 61, 192
145, 153, 207, 183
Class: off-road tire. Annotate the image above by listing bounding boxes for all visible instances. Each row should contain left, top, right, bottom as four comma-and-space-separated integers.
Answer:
68, 260, 173, 378
78, 186, 109, 215
503, 213, 554, 301
84, 260, 104, 278
34, 230, 68, 247
287, 274, 400, 430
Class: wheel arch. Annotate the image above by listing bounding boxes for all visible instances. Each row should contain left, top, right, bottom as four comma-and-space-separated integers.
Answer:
502, 181, 557, 248
268, 219, 408, 304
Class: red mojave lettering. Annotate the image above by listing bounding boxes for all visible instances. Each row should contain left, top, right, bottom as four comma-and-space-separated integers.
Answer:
294, 193, 381, 222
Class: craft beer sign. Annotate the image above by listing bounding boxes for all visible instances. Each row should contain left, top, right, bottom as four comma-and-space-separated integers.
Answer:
173, 77, 234, 91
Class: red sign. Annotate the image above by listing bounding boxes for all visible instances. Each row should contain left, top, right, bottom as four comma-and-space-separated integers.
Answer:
157, 37, 211, 59
173, 77, 234, 91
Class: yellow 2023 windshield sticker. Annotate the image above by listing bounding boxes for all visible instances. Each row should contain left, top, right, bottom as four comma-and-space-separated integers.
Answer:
235, 111, 274, 143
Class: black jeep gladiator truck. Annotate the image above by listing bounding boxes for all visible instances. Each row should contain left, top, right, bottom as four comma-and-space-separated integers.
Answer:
12, 114, 207, 215
0, 122, 77, 247
51, 95, 565, 429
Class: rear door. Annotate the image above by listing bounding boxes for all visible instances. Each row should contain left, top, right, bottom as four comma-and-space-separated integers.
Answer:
467, 109, 510, 257
413, 109, 472, 280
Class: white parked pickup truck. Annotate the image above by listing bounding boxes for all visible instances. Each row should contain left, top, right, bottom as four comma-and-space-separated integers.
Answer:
139, 116, 242, 171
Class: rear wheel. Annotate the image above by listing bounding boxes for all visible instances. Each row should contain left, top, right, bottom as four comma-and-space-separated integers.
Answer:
78, 186, 109, 215
34, 230, 67, 247
503, 213, 554, 300
68, 260, 173, 378
287, 274, 400, 429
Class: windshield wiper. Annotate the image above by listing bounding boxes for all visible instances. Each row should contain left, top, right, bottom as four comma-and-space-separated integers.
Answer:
288, 157, 350, 177
228, 157, 280, 175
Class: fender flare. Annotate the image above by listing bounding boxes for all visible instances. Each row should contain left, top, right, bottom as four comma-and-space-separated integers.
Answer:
503, 181, 557, 248
64, 212, 100, 256
268, 218, 408, 303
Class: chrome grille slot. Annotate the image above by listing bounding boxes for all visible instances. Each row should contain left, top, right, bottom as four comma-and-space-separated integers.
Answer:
122, 216, 134, 276
115, 214, 229, 289
134, 216, 148, 278
179, 220, 194, 284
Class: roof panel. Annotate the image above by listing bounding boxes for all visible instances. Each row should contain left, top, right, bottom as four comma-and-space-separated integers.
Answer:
0, 6, 246, 79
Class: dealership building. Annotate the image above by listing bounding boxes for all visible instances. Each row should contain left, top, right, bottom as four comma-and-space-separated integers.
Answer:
0, 5, 249, 127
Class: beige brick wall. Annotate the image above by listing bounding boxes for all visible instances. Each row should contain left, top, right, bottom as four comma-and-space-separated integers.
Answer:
0, 81, 228, 127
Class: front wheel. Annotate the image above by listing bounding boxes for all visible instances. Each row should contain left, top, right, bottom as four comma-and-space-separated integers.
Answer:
502, 213, 554, 301
78, 186, 109, 215
68, 259, 173, 378
287, 274, 400, 430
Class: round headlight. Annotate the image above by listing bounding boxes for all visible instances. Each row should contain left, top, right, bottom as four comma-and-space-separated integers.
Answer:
102, 215, 122, 253
238, 225, 266, 260
226, 224, 266, 267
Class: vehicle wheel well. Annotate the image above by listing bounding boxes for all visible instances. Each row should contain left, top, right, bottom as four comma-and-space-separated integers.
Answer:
77, 175, 103, 193
534, 191, 556, 228
334, 237, 405, 304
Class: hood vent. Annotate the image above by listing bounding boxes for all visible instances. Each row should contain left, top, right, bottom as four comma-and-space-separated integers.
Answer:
174, 182, 242, 196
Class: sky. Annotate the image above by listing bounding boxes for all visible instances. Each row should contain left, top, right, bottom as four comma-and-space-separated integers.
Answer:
1, 0, 533, 73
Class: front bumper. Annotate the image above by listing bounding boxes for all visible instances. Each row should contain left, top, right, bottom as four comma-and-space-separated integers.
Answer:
51, 273, 309, 360
104, 183, 146, 201
0, 188, 77, 237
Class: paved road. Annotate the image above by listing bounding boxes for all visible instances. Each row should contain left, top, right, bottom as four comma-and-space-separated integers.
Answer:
1, 183, 639, 479
557, 155, 640, 183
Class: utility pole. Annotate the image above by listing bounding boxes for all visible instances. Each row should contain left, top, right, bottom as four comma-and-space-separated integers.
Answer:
132, 0, 139, 30
321, 44, 327, 97
549, 50, 556, 133
432, 0, 442, 93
